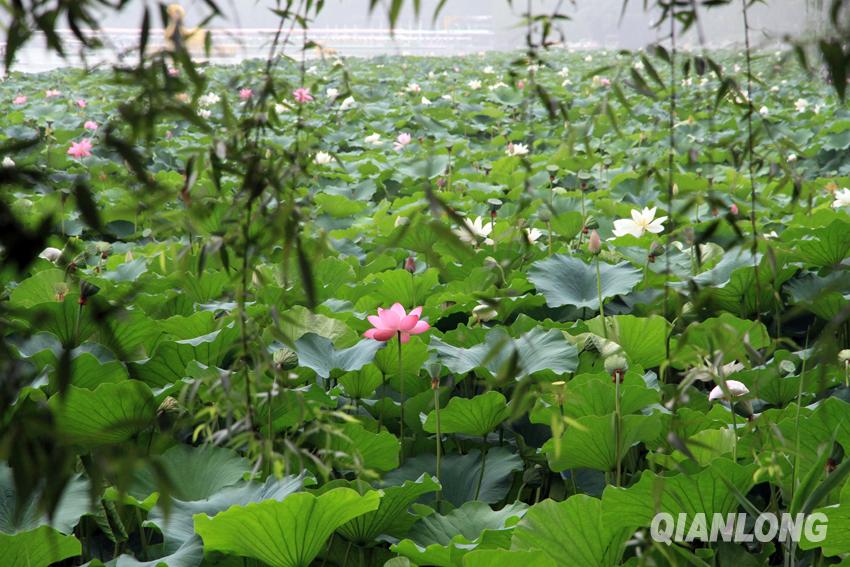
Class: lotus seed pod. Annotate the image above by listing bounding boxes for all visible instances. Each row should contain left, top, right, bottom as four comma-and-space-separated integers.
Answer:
604, 354, 628, 375
273, 348, 299, 370
584, 215, 599, 230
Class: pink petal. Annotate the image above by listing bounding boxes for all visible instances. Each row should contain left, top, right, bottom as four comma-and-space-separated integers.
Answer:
368, 315, 390, 329
408, 306, 423, 318
390, 302, 407, 318
398, 314, 419, 331
378, 308, 400, 329
409, 320, 430, 334
363, 328, 378, 339
399, 332, 411, 344
372, 328, 396, 341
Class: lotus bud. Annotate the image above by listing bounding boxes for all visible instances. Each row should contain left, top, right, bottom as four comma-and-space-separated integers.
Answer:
730, 203, 739, 216
588, 230, 602, 255
404, 255, 416, 273
39, 247, 62, 263
472, 302, 498, 323
273, 348, 299, 370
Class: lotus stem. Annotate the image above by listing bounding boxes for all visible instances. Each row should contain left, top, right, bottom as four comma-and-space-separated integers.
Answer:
398, 332, 405, 465
596, 257, 607, 339
614, 373, 622, 486
433, 379, 442, 506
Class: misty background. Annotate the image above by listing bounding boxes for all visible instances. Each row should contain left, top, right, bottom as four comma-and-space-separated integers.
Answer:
3, 0, 827, 72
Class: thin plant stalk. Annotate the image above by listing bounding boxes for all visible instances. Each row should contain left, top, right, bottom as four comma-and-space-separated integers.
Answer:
398, 332, 405, 464
596, 257, 608, 339
614, 372, 622, 486
432, 378, 442, 506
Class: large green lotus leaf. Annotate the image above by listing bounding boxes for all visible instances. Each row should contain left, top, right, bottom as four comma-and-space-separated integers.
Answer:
374, 336, 430, 396
383, 448, 522, 508
264, 384, 336, 432
279, 305, 351, 342
194, 488, 380, 567
0, 465, 90, 534
392, 501, 527, 567
799, 478, 850, 557
600, 459, 757, 533
313, 475, 439, 544
59, 351, 128, 390
462, 549, 556, 567
102, 258, 148, 283
671, 313, 770, 368
131, 444, 250, 502
786, 270, 850, 321
294, 333, 382, 379
544, 413, 663, 472
776, 397, 850, 467
671, 247, 756, 288
357, 269, 441, 312
527, 255, 642, 310
26, 294, 97, 347
512, 495, 629, 567
9, 269, 66, 308
430, 327, 577, 378
0, 525, 82, 566
129, 325, 239, 387
146, 474, 305, 548
116, 536, 203, 567
423, 391, 511, 437
585, 314, 669, 369
339, 364, 383, 399
324, 422, 400, 472
784, 219, 850, 267
396, 154, 450, 179
48, 381, 156, 449
530, 371, 659, 425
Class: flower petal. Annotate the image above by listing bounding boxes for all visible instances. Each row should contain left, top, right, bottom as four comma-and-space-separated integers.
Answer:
378, 308, 400, 329
390, 303, 407, 318
399, 314, 420, 331
399, 332, 411, 344
372, 328, 396, 341
408, 306, 423, 318
410, 320, 430, 334
368, 315, 389, 329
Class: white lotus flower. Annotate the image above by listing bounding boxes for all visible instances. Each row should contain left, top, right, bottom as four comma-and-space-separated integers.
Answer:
468, 80, 482, 90
339, 96, 356, 111
489, 82, 508, 91
558, 66, 570, 77
832, 188, 850, 208
199, 92, 220, 106
275, 103, 289, 114
483, 66, 495, 74
406, 82, 421, 93
584, 54, 593, 62
326, 87, 339, 100
708, 379, 750, 401
456, 216, 494, 245
364, 133, 382, 145
441, 94, 453, 101
314, 151, 333, 165
612, 207, 667, 238
794, 98, 808, 113
525, 227, 543, 243
39, 247, 62, 262
758, 106, 768, 116
198, 109, 211, 119
506, 142, 529, 157
2, 156, 14, 167
787, 153, 797, 163
421, 96, 432, 106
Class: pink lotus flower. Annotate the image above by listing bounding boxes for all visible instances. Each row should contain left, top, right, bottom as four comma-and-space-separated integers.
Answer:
364, 303, 430, 343
76, 99, 87, 109
393, 132, 412, 151
293, 87, 313, 103
239, 88, 253, 101
13, 95, 27, 105
45, 89, 61, 98
600, 77, 611, 87
83, 120, 98, 131
730, 203, 739, 216
168, 67, 180, 77
517, 80, 526, 90
67, 139, 93, 159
